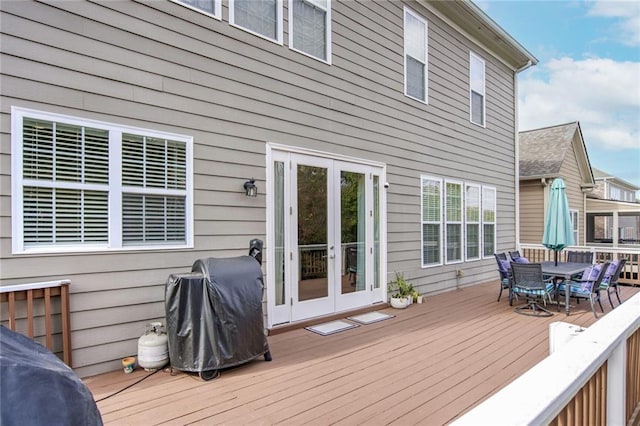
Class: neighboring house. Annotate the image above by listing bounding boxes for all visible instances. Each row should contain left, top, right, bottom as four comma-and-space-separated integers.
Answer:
586, 168, 640, 247
0, 0, 536, 377
518, 122, 595, 246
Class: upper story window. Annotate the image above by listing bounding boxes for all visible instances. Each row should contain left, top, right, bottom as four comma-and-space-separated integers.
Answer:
11, 107, 193, 254
230, 0, 283, 44
470, 52, 486, 127
289, 0, 331, 62
172, 0, 221, 18
404, 7, 428, 103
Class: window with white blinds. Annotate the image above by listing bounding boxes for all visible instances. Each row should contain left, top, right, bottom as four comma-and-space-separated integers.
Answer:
465, 183, 481, 261
121, 134, 187, 246
290, 0, 330, 62
470, 52, 486, 127
172, 0, 221, 18
421, 176, 442, 267
482, 186, 496, 257
421, 174, 496, 267
230, 0, 283, 43
404, 7, 428, 103
445, 180, 463, 263
12, 107, 193, 253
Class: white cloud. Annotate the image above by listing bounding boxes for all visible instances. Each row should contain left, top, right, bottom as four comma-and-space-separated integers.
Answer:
518, 57, 640, 150
587, 0, 640, 46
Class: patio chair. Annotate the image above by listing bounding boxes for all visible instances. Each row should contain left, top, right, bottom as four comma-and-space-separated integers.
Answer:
346, 247, 358, 286
508, 250, 522, 261
599, 258, 627, 309
566, 251, 594, 281
494, 253, 511, 303
566, 250, 593, 264
510, 262, 556, 317
557, 261, 610, 319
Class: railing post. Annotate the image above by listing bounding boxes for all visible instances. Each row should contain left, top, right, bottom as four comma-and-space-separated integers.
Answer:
607, 339, 626, 425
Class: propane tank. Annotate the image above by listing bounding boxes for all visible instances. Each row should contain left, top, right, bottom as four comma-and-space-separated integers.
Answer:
137, 322, 169, 371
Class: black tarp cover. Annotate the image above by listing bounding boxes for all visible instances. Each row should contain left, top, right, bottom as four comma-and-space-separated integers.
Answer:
0, 325, 103, 426
165, 255, 270, 373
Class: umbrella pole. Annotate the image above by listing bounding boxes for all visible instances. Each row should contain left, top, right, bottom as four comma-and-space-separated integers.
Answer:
555, 251, 558, 266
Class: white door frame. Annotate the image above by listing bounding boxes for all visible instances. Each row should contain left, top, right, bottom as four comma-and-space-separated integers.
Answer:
266, 144, 387, 328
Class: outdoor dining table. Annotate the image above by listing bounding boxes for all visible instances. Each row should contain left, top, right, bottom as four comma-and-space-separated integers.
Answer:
540, 261, 592, 316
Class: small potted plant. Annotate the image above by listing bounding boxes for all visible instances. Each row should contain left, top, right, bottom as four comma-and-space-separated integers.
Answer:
388, 272, 414, 309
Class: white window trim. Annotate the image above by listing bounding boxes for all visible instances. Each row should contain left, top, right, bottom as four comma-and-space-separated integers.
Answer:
288, 0, 332, 64
11, 106, 194, 254
570, 209, 579, 245
421, 175, 443, 268
469, 51, 486, 127
170, 0, 221, 20
481, 186, 496, 259
465, 182, 481, 262
403, 6, 429, 104
229, 0, 284, 45
444, 179, 464, 265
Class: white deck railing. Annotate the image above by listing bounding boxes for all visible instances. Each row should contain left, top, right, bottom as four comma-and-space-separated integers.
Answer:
519, 243, 640, 286
451, 291, 640, 426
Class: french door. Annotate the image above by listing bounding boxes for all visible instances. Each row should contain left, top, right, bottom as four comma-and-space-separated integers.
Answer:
268, 149, 385, 326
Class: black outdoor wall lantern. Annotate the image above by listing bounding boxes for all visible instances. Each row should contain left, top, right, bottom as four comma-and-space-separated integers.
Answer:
244, 178, 257, 197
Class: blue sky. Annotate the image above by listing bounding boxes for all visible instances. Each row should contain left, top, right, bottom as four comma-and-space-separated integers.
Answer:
477, 0, 640, 190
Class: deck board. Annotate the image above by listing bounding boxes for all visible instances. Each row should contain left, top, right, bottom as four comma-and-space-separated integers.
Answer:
85, 280, 639, 425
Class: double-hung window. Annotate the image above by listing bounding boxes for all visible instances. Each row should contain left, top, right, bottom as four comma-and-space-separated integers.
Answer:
404, 7, 428, 103
172, 0, 221, 18
445, 180, 463, 263
482, 186, 496, 256
11, 107, 193, 254
465, 183, 481, 260
421, 176, 442, 267
570, 209, 579, 245
230, 0, 283, 44
470, 52, 486, 126
422, 175, 496, 266
289, 0, 331, 62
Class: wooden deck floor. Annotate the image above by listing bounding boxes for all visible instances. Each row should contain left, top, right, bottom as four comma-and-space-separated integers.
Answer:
85, 281, 640, 425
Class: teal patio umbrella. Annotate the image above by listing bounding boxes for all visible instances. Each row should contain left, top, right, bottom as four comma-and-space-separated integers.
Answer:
542, 178, 575, 265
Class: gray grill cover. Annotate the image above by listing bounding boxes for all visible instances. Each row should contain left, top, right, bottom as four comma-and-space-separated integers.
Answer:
0, 326, 103, 426
165, 256, 270, 373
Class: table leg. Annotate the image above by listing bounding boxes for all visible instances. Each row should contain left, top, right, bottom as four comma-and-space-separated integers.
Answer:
565, 279, 570, 316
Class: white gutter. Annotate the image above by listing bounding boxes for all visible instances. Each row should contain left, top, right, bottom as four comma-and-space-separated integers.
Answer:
514, 60, 533, 250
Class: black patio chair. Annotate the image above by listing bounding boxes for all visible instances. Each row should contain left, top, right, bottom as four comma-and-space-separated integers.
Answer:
494, 253, 511, 303
508, 250, 523, 262
566, 251, 593, 264
566, 251, 594, 280
510, 262, 556, 317
558, 261, 610, 319
346, 246, 358, 286
600, 258, 627, 309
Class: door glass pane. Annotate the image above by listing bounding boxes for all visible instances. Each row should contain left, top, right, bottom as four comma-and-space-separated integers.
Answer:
341, 171, 365, 293
297, 165, 328, 301
274, 161, 285, 305
373, 175, 380, 290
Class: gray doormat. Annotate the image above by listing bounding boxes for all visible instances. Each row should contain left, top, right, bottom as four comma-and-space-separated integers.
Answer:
347, 311, 395, 325
305, 320, 359, 336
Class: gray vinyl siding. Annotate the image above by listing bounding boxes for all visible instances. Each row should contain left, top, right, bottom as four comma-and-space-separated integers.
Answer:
561, 136, 587, 245
1, 0, 520, 377
519, 181, 545, 244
